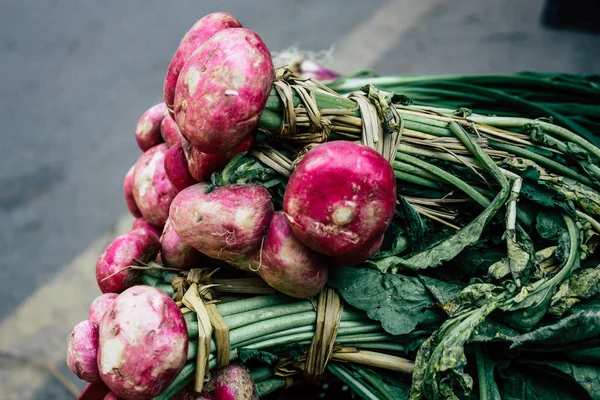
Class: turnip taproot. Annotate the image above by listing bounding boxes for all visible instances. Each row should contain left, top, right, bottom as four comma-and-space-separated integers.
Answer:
174, 28, 274, 154
207, 363, 256, 400
332, 234, 384, 267
160, 218, 202, 270
103, 393, 119, 400
98, 286, 188, 400
164, 12, 242, 114
88, 293, 118, 324
169, 183, 273, 262
160, 114, 184, 148
135, 103, 168, 152
66, 320, 100, 383
249, 212, 328, 298
95, 229, 159, 293
283, 141, 396, 256
164, 143, 198, 191
132, 144, 178, 226
131, 217, 162, 239
123, 165, 142, 218
184, 133, 255, 183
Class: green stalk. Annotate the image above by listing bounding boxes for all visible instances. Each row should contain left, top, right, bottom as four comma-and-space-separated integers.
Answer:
394, 170, 441, 189
354, 367, 396, 400
395, 152, 490, 207
250, 366, 275, 383
328, 364, 380, 400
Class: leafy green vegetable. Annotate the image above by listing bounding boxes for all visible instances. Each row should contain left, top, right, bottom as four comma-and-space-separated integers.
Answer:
474, 344, 502, 400
550, 267, 600, 317
237, 348, 279, 365
498, 367, 591, 400
328, 267, 442, 335
520, 360, 600, 400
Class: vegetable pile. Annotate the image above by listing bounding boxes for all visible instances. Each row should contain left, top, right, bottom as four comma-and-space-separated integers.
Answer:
67, 11, 600, 400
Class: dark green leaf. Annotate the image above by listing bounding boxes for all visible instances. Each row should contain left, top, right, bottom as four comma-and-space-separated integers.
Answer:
237, 348, 279, 365
536, 211, 567, 241
564, 347, 600, 364
470, 318, 521, 343
409, 304, 498, 400
550, 267, 600, 317
419, 275, 465, 308
510, 309, 600, 350
328, 267, 442, 335
473, 344, 502, 400
521, 360, 600, 400
498, 367, 591, 400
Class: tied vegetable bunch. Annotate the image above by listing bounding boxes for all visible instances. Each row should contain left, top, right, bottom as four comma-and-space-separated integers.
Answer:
65, 11, 600, 400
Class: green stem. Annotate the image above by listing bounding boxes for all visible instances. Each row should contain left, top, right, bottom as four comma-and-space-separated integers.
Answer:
354, 367, 396, 400
250, 366, 275, 383
328, 364, 380, 400
394, 170, 441, 189
255, 377, 287, 397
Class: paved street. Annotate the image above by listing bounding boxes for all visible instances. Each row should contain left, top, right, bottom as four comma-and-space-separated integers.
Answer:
0, 0, 598, 398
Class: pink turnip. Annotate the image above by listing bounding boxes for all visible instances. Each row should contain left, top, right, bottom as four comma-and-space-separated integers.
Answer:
95, 229, 159, 293
169, 183, 273, 263
131, 217, 163, 239
124, 165, 142, 218
160, 114, 185, 148
104, 393, 120, 400
206, 363, 256, 400
88, 293, 119, 325
173, 28, 274, 154
332, 234, 384, 267
164, 12, 242, 115
249, 212, 328, 298
66, 320, 100, 383
283, 141, 396, 257
132, 144, 178, 226
164, 143, 198, 191
160, 218, 203, 270
184, 133, 256, 183
98, 286, 188, 400
135, 103, 168, 152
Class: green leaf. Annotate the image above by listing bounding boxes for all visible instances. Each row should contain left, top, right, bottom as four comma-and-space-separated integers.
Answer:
550, 267, 600, 317
510, 309, 600, 350
564, 347, 600, 364
409, 303, 498, 400
536, 211, 567, 241
419, 275, 465, 308
473, 344, 502, 400
328, 267, 442, 335
498, 367, 591, 400
469, 318, 521, 343
237, 348, 279, 365
521, 360, 600, 400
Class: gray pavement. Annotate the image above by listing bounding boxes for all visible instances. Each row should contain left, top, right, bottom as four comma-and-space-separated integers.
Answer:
0, 0, 598, 399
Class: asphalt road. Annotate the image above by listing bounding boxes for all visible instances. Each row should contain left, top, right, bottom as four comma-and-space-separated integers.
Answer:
0, 0, 598, 399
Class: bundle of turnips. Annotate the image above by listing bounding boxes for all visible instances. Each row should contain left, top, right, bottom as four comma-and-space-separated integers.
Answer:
67, 10, 600, 400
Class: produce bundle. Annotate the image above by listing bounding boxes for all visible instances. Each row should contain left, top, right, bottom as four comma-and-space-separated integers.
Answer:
68, 11, 600, 400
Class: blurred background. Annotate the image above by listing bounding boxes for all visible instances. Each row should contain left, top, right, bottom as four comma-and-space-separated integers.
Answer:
0, 0, 598, 398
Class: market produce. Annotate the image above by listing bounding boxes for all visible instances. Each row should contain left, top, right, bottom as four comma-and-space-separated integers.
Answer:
95, 229, 159, 293
87, 293, 118, 324
163, 12, 242, 114
169, 183, 274, 263
283, 141, 396, 256
131, 217, 162, 239
164, 143, 198, 191
123, 165, 142, 218
66, 320, 100, 383
132, 143, 178, 226
173, 28, 274, 154
249, 211, 328, 298
97, 286, 188, 399
159, 218, 202, 270
160, 114, 185, 148
208, 363, 256, 400
69, 10, 600, 400
135, 102, 168, 152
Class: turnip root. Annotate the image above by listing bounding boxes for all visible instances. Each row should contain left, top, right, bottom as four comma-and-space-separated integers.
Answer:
104, 393, 119, 400
132, 144, 178, 226
283, 141, 396, 256
164, 143, 198, 191
207, 363, 256, 400
95, 229, 159, 293
160, 114, 185, 148
160, 218, 202, 269
124, 165, 142, 218
135, 102, 168, 152
184, 133, 256, 183
131, 217, 162, 239
164, 12, 242, 114
98, 286, 188, 400
169, 183, 273, 262
249, 212, 328, 298
174, 28, 274, 154
332, 234, 384, 267
66, 320, 100, 383
88, 293, 118, 324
